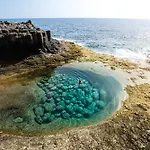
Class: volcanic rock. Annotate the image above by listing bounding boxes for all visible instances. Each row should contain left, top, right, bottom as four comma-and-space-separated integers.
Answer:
0, 20, 62, 62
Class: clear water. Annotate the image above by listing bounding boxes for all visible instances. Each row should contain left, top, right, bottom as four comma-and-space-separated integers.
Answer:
0, 63, 124, 135
1, 18, 150, 63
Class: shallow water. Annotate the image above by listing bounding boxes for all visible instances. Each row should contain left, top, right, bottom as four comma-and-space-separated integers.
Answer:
0, 63, 124, 135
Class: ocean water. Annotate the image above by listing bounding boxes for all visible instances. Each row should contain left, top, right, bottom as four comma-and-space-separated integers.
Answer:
1, 18, 150, 65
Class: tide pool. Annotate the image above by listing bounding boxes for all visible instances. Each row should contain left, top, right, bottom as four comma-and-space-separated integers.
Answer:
0, 62, 125, 135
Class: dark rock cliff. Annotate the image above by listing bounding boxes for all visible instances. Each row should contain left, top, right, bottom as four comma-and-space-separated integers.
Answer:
0, 20, 62, 63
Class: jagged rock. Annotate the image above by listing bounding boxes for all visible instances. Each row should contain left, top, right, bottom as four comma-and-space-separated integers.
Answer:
0, 20, 62, 62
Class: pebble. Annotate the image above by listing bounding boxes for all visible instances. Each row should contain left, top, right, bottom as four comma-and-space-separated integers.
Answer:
96, 100, 105, 109
43, 102, 54, 113
34, 106, 44, 117
13, 117, 23, 123
100, 89, 107, 100
82, 108, 93, 118
56, 105, 64, 112
34, 73, 110, 124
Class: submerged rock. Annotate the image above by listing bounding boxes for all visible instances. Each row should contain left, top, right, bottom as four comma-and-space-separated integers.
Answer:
13, 117, 23, 123
34, 106, 44, 117
96, 100, 105, 109
33, 68, 122, 125
100, 89, 107, 100
82, 108, 93, 118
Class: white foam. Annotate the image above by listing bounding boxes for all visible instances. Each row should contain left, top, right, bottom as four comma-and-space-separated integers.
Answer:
93, 47, 150, 67
113, 48, 150, 67
53, 37, 85, 46
53, 37, 150, 67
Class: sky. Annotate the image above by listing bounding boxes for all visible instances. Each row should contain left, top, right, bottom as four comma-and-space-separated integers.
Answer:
1, 0, 150, 19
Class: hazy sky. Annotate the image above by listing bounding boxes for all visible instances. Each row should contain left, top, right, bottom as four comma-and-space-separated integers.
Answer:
1, 0, 150, 19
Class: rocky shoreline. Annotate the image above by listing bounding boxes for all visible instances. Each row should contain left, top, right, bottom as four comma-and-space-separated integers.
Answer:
0, 21, 150, 150
0, 20, 63, 64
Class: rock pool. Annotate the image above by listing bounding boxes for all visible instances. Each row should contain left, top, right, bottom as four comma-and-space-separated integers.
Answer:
0, 62, 125, 135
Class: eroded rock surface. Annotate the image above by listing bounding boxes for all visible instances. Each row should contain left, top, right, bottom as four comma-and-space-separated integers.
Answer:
0, 20, 62, 62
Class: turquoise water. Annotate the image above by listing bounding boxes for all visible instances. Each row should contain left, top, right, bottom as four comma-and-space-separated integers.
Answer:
0, 63, 124, 135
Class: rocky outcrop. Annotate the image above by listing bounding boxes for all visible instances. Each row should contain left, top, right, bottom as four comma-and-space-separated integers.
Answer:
0, 20, 62, 62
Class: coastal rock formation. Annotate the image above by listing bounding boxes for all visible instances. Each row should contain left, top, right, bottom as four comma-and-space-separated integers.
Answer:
0, 20, 62, 62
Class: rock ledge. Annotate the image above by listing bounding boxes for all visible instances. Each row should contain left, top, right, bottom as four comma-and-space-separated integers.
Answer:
0, 20, 61, 62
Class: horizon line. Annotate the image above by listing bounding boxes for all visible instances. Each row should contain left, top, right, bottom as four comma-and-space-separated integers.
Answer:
0, 17, 150, 20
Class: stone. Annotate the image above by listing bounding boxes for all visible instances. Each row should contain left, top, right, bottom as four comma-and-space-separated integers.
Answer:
42, 113, 51, 123
51, 86, 57, 91
61, 86, 68, 91
65, 100, 70, 105
62, 92, 67, 97
46, 30, 51, 41
71, 97, 77, 104
88, 102, 96, 111
46, 92, 55, 98
79, 83, 86, 89
40, 97, 47, 104
56, 105, 64, 113
92, 91, 99, 100
46, 98, 54, 103
61, 112, 70, 119
55, 113, 61, 118
66, 104, 73, 114
34, 106, 44, 117
75, 113, 83, 118
0, 20, 62, 62
13, 117, 23, 123
55, 98, 61, 103
43, 102, 54, 113
72, 104, 79, 112
82, 108, 93, 118
85, 96, 93, 106
35, 116, 43, 124
37, 82, 43, 88
75, 106, 83, 113
96, 100, 105, 109
100, 89, 107, 100
58, 101, 66, 108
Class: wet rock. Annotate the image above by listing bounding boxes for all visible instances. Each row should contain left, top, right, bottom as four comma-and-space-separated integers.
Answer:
100, 89, 107, 100
71, 97, 76, 104
56, 105, 65, 113
55, 113, 61, 118
88, 102, 96, 111
42, 113, 51, 123
46, 92, 55, 98
58, 101, 66, 108
35, 116, 43, 124
65, 100, 70, 105
96, 100, 105, 109
82, 108, 93, 118
0, 20, 62, 62
92, 90, 99, 100
75, 106, 83, 113
40, 97, 47, 104
13, 117, 23, 123
85, 96, 93, 106
75, 113, 83, 118
34, 106, 44, 117
62, 92, 67, 97
43, 102, 54, 113
66, 104, 73, 114
61, 112, 70, 119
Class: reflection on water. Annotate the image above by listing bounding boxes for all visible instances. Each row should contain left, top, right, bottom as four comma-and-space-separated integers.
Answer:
0, 63, 124, 135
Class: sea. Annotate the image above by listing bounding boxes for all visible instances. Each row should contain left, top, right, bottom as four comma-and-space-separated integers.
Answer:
1, 18, 150, 66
